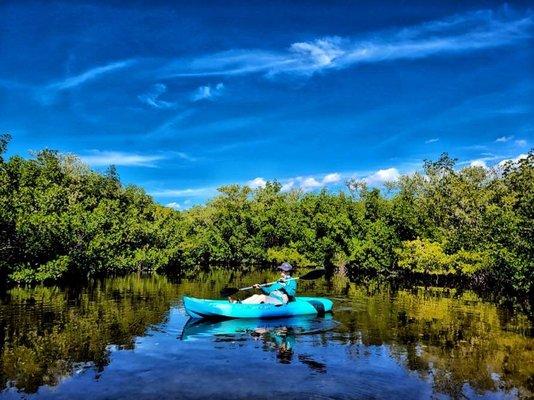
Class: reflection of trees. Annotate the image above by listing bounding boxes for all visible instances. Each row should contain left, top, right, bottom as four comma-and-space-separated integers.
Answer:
0, 275, 180, 393
185, 270, 533, 397
0, 270, 531, 398
332, 283, 533, 398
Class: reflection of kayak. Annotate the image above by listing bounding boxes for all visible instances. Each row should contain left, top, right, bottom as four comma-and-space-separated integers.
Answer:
183, 296, 333, 319
180, 314, 338, 341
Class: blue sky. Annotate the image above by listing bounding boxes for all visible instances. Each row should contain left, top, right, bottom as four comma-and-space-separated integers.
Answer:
1, 1, 532, 209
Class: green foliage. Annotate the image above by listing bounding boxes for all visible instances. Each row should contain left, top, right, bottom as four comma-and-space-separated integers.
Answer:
0, 137, 532, 297
347, 220, 398, 274
32, 255, 71, 283
0, 133, 11, 162
396, 239, 451, 275
395, 239, 489, 276
266, 246, 310, 266
0, 141, 183, 284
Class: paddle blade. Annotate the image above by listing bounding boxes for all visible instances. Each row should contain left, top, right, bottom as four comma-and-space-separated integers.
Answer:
299, 269, 326, 280
220, 287, 239, 297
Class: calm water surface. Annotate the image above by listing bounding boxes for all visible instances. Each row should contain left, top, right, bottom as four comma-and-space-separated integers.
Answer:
0, 270, 532, 399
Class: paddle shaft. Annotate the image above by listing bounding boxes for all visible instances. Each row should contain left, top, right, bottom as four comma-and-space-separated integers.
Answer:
238, 277, 300, 292
220, 269, 325, 297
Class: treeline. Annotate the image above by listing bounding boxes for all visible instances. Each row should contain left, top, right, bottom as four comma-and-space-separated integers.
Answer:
0, 134, 532, 297
0, 134, 183, 284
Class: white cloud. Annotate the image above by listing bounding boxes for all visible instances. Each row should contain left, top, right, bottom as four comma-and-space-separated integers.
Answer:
36, 59, 137, 104
257, 172, 341, 193
425, 138, 439, 144
300, 177, 321, 190
496, 135, 513, 142
289, 37, 345, 72
470, 160, 488, 168
281, 180, 295, 192
497, 153, 528, 168
322, 173, 341, 184
47, 60, 136, 91
138, 83, 174, 109
515, 139, 527, 147
163, 10, 533, 79
248, 177, 267, 189
165, 202, 181, 210
191, 82, 225, 101
80, 150, 166, 168
365, 168, 400, 184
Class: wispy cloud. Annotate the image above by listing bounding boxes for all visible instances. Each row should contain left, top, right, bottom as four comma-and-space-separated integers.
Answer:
191, 82, 225, 101
138, 83, 175, 109
515, 139, 527, 147
144, 83, 228, 137
174, 151, 197, 162
35, 59, 137, 104
162, 10, 533, 79
80, 150, 166, 168
145, 109, 196, 138
150, 187, 217, 197
497, 153, 529, 168
425, 138, 439, 144
150, 114, 261, 140
48, 60, 137, 91
496, 135, 513, 142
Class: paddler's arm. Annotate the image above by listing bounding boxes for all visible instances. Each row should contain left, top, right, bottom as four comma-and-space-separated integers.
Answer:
283, 278, 297, 297
257, 281, 283, 294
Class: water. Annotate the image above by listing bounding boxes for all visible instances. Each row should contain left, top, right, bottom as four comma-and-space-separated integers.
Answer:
0, 270, 532, 399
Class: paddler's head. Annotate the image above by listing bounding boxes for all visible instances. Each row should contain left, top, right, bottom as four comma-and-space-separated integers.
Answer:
277, 262, 293, 277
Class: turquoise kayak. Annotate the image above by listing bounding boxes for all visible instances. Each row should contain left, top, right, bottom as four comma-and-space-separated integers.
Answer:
183, 296, 333, 319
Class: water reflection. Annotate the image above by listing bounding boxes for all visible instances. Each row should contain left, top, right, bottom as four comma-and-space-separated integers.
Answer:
181, 315, 337, 370
0, 270, 531, 399
0, 275, 181, 393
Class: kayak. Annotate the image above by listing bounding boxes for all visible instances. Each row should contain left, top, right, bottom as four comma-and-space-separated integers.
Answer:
180, 314, 339, 341
183, 296, 333, 320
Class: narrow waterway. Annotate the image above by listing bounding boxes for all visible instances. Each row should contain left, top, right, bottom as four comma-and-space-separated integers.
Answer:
0, 270, 532, 399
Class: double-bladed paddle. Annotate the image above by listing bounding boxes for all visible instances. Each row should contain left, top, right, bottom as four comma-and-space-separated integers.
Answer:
220, 269, 326, 297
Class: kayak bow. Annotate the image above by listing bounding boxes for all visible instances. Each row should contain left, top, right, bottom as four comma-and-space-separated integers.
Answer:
183, 296, 333, 320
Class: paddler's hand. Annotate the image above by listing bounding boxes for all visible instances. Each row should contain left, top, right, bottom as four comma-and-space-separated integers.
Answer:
253, 284, 261, 289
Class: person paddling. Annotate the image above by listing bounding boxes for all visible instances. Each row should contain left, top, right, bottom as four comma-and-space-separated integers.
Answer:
231, 262, 297, 305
